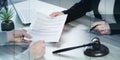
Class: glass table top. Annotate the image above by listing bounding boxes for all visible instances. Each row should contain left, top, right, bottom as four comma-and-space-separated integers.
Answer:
0, 0, 120, 60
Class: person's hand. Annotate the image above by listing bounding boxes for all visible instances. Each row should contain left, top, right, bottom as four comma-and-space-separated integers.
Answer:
91, 21, 110, 34
7, 29, 32, 43
30, 40, 45, 59
50, 12, 65, 18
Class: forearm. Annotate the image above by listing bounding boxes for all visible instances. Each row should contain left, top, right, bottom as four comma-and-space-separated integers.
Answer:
62, 0, 92, 14
62, 0, 92, 24
16, 49, 44, 60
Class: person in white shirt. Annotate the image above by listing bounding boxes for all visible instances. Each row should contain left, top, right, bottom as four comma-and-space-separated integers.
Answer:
0, 29, 45, 60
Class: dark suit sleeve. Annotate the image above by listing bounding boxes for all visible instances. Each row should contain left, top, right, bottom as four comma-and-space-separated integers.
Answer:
62, 0, 92, 23
0, 0, 8, 10
109, 23, 120, 34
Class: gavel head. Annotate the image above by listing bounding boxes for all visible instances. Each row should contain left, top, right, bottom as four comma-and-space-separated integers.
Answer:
84, 37, 109, 57
91, 37, 101, 50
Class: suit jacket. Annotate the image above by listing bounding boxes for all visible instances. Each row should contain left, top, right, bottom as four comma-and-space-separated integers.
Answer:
63, 0, 120, 34
0, 0, 8, 10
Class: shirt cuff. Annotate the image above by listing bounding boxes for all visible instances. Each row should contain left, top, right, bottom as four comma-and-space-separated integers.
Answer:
109, 24, 120, 34
0, 32, 9, 45
15, 49, 34, 60
62, 10, 68, 14
16, 49, 44, 60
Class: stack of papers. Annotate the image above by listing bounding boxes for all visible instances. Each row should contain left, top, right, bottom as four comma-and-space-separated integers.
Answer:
25, 12, 67, 42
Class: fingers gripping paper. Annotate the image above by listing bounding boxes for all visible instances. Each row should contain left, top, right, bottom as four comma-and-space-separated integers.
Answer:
26, 12, 67, 42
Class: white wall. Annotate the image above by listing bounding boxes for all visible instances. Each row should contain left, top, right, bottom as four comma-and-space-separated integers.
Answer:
40, 0, 81, 9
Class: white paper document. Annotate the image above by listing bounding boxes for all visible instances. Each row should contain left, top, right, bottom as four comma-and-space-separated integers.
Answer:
25, 12, 67, 42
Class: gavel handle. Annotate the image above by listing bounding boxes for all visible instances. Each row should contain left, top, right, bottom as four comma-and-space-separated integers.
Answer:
53, 45, 88, 54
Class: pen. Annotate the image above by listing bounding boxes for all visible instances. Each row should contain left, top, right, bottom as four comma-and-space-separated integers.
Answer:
89, 24, 100, 32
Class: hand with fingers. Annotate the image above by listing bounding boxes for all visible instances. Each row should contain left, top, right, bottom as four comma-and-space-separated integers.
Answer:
30, 40, 45, 59
91, 21, 111, 34
7, 29, 46, 59
49, 11, 65, 18
7, 29, 32, 43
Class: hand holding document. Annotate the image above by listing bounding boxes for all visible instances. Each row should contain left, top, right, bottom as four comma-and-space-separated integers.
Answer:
25, 12, 67, 42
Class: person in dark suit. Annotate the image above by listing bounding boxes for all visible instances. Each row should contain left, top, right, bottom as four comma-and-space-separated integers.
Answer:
0, 0, 8, 11
50, 0, 120, 35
